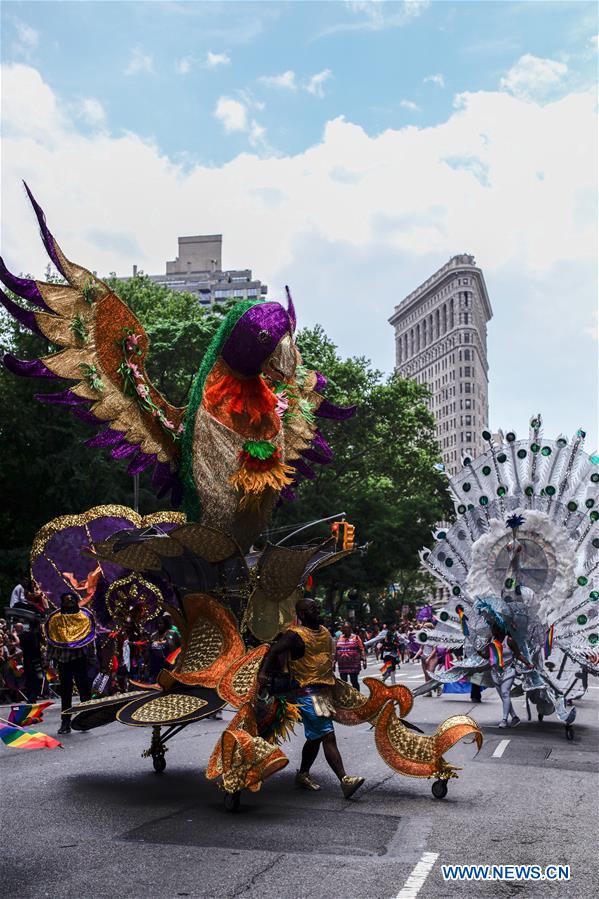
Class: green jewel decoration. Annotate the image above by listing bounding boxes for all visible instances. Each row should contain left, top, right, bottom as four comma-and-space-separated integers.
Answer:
586, 499, 596, 508
525, 486, 534, 496
497, 486, 507, 497
482, 465, 491, 476
567, 501, 578, 512
463, 457, 472, 467
506, 432, 516, 442
482, 430, 491, 441
497, 453, 507, 463
590, 455, 599, 465
479, 496, 489, 506
530, 417, 541, 429
557, 438, 567, 448
592, 538, 599, 549
452, 586, 461, 596
70, 313, 88, 344
541, 446, 552, 456
462, 482, 471, 492
589, 591, 599, 602
467, 504, 474, 510
531, 443, 540, 453
445, 558, 454, 567
505, 578, 515, 589
588, 633, 599, 645
577, 614, 588, 625
590, 511, 599, 522
440, 611, 449, 621
517, 449, 527, 459
437, 531, 447, 540
81, 279, 97, 304
591, 473, 599, 484
419, 632, 428, 643
545, 485, 556, 496
457, 504, 467, 514
577, 576, 588, 587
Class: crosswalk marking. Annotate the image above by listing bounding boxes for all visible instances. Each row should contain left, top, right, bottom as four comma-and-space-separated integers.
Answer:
492, 739, 510, 758
395, 851, 440, 899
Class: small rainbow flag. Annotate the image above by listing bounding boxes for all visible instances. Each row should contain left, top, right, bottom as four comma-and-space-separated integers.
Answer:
165, 646, 181, 666
8, 701, 54, 726
380, 659, 394, 676
489, 639, 504, 668
544, 624, 554, 659
456, 605, 469, 636
0, 723, 62, 751
8, 657, 24, 677
45, 667, 59, 684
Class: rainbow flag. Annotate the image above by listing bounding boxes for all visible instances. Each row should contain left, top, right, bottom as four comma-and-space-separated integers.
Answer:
8, 701, 54, 726
45, 667, 59, 684
8, 657, 24, 677
544, 624, 554, 659
489, 639, 504, 668
0, 723, 62, 751
456, 605, 469, 636
165, 646, 181, 666
380, 659, 394, 676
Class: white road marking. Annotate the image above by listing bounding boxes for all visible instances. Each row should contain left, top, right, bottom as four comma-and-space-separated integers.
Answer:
395, 851, 439, 899
492, 738, 510, 758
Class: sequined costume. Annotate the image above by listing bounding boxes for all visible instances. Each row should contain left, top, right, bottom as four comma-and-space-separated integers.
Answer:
2, 186, 482, 803
413, 416, 599, 737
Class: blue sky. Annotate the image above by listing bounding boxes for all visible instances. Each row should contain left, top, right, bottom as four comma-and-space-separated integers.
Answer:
1, 0, 598, 445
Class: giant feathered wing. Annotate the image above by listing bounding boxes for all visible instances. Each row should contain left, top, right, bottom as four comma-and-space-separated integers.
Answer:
1, 184, 185, 501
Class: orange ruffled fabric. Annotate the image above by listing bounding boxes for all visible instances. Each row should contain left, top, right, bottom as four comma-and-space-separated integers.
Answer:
203, 365, 279, 435
230, 453, 295, 509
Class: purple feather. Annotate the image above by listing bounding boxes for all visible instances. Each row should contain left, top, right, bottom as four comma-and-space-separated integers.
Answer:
85, 428, 126, 448
73, 408, 101, 426
279, 485, 297, 503
0, 288, 44, 336
23, 182, 67, 278
111, 442, 140, 461
315, 398, 357, 421
314, 372, 327, 393
35, 388, 88, 405
127, 452, 156, 475
152, 460, 172, 491
285, 285, 297, 334
3, 354, 57, 378
290, 458, 316, 480
0, 258, 48, 308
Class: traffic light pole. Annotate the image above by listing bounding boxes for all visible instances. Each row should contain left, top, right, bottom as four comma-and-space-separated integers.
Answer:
276, 513, 346, 546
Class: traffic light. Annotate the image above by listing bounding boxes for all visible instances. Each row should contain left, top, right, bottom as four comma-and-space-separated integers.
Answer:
342, 522, 356, 550
331, 521, 340, 543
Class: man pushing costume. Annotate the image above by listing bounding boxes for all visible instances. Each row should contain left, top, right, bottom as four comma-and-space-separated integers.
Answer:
258, 598, 365, 799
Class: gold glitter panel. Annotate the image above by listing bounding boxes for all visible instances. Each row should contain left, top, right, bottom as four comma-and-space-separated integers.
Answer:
124, 694, 208, 723
217, 645, 268, 707
46, 610, 93, 645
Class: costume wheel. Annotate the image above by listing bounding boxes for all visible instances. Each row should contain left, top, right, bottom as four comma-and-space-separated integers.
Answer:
565, 725, 575, 741
537, 714, 544, 722
431, 780, 448, 799
152, 754, 166, 773
224, 791, 241, 812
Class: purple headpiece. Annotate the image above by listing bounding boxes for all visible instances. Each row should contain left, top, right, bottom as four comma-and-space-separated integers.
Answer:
220, 302, 292, 377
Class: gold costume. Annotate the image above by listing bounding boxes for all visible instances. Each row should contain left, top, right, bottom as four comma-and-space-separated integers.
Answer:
286, 624, 335, 687
46, 610, 93, 646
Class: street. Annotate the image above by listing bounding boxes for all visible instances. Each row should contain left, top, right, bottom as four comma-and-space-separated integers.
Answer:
2, 661, 598, 899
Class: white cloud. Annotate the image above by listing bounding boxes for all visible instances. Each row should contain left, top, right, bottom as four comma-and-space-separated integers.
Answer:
258, 70, 297, 90
175, 56, 194, 75
249, 120, 267, 147
77, 98, 107, 127
500, 54, 568, 100
11, 17, 39, 56
206, 50, 231, 69
2, 63, 597, 444
424, 73, 445, 88
399, 99, 420, 112
319, 0, 430, 36
124, 47, 154, 76
214, 96, 248, 132
306, 68, 333, 98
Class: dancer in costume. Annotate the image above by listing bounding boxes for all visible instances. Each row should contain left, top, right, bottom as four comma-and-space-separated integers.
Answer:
45, 592, 96, 734
259, 598, 365, 798
2, 186, 482, 804
413, 417, 599, 737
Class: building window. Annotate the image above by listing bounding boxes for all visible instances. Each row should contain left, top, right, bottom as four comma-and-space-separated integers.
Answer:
464, 382, 472, 393
464, 366, 471, 377
464, 333, 470, 343
464, 348, 471, 360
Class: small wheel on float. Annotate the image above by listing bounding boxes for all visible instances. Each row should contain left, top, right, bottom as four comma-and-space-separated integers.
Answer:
153, 753, 166, 773
565, 724, 575, 741
224, 791, 241, 812
537, 713, 544, 722
431, 780, 448, 800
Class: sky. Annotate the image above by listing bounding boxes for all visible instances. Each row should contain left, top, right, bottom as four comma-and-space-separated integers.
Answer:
1, 0, 598, 447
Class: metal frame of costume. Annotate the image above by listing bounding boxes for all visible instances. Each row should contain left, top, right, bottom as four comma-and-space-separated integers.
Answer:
2, 186, 483, 808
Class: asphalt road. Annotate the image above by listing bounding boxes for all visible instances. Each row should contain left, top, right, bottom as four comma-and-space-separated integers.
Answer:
1, 659, 598, 899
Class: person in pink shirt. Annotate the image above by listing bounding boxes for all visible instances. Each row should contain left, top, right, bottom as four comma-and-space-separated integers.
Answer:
335, 622, 367, 691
